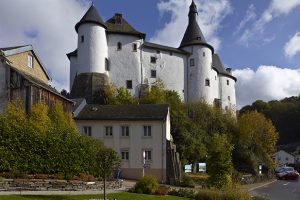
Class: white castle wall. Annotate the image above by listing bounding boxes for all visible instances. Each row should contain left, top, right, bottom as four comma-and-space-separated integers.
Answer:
184, 46, 215, 104
219, 76, 236, 112
107, 34, 142, 97
141, 48, 186, 100
77, 24, 108, 74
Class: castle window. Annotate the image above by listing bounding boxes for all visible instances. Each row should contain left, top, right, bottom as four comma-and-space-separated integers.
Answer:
133, 43, 137, 51
117, 42, 122, 50
170, 51, 173, 56
83, 126, 92, 137
27, 55, 33, 68
105, 58, 110, 71
227, 79, 229, 85
190, 58, 195, 67
203, 52, 205, 57
205, 79, 210, 86
126, 80, 132, 89
228, 96, 231, 101
156, 50, 160, 54
81, 35, 84, 43
151, 70, 156, 78
150, 56, 156, 63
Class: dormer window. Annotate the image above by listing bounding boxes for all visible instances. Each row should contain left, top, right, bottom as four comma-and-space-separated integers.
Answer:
117, 42, 122, 50
115, 13, 122, 24
27, 55, 33, 68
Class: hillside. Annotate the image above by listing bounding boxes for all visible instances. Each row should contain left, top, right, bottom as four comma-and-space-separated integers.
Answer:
240, 96, 300, 145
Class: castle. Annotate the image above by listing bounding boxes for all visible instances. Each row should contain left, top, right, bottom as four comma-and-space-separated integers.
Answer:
68, 0, 237, 112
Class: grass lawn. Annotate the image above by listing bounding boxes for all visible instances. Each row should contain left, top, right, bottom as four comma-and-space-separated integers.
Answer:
0, 192, 191, 200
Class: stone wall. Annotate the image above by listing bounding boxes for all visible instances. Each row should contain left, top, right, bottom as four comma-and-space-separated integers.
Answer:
0, 179, 122, 191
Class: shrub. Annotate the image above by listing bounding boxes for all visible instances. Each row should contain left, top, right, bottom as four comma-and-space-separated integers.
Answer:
195, 186, 252, 200
168, 188, 195, 199
79, 173, 95, 182
181, 173, 195, 187
155, 185, 170, 195
133, 175, 158, 194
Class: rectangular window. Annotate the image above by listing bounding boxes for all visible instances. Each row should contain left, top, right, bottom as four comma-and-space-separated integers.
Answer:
105, 126, 113, 137
228, 96, 231, 101
150, 70, 156, 78
133, 43, 137, 51
105, 58, 110, 71
121, 150, 129, 160
126, 80, 132, 89
144, 150, 152, 161
190, 58, 195, 67
203, 52, 205, 57
27, 55, 33, 68
143, 126, 152, 137
156, 50, 160, 54
117, 42, 122, 50
83, 126, 92, 136
205, 79, 210, 86
150, 56, 156, 63
81, 35, 84, 43
227, 80, 229, 85
121, 126, 129, 137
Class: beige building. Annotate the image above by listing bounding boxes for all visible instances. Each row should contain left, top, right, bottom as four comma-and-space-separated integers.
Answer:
0, 45, 73, 112
74, 103, 181, 183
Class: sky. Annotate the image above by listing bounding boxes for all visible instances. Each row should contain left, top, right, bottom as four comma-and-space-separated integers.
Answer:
0, 0, 300, 109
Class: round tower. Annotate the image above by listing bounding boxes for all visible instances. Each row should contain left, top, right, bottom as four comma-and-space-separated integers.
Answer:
75, 5, 108, 75
180, 0, 215, 104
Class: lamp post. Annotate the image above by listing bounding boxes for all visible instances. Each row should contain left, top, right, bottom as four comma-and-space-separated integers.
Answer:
142, 150, 146, 177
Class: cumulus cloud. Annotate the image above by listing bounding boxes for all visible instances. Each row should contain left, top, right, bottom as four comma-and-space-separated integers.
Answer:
0, 0, 90, 91
233, 66, 300, 108
150, 0, 232, 50
284, 32, 300, 58
238, 0, 300, 45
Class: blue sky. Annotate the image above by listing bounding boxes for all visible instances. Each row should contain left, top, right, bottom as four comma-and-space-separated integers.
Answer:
1, 0, 300, 108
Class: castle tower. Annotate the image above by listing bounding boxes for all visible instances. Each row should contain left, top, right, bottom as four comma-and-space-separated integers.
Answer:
68, 5, 109, 103
180, 0, 215, 103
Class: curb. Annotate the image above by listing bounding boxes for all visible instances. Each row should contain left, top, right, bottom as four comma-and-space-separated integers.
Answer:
248, 180, 277, 192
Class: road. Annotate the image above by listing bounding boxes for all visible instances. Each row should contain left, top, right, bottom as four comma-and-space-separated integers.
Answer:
250, 179, 300, 200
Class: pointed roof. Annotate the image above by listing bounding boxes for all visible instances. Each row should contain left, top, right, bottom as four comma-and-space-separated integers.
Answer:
75, 5, 106, 32
105, 13, 145, 39
180, 0, 214, 53
212, 54, 237, 81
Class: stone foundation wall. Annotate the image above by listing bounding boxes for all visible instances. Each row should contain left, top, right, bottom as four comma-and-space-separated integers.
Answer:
0, 179, 122, 191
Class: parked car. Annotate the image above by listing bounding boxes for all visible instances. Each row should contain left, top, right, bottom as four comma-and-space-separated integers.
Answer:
275, 166, 299, 180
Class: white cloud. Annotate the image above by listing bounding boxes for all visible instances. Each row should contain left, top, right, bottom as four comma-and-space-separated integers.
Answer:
150, 0, 232, 51
238, 0, 300, 45
284, 32, 300, 58
234, 4, 256, 35
0, 0, 90, 91
233, 66, 300, 109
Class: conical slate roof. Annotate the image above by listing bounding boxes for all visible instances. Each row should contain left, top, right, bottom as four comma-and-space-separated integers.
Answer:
180, 0, 214, 53
212, 54, 237, 81
75, 5, 106, 32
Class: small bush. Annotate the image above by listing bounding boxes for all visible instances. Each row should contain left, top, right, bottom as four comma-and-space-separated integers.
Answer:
168, 188, 195, 199
79, 173, 95, 182
181, 174, 195, 187
155, 185, 170, 195
133, 175, 158, 194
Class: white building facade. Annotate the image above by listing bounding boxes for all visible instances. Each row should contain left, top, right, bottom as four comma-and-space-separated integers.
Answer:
68, 0, 237, 112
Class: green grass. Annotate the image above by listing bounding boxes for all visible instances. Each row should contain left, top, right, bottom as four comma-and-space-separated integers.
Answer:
0, 192, 191, 200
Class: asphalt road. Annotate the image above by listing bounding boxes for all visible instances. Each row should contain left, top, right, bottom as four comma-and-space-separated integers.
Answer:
250, 179, 300, 200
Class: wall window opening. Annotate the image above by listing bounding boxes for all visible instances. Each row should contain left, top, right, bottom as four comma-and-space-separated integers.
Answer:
133, 43, 137, 51
205, 79, 210, 86
227, 80, 229, 85
151, 70, 156, 78
81, 35, 84, 43
83, 126, 92, 136
150, 56, 156, 63
121, 126, 129, 137
105, 126, 113, 137
121, 150, 129, 160
105, 58, 110, 71
143, 126, 152, 137
126, 80, 132, 89
117, 42, 122, 50
190, 58, 195, 67
27, 55, 33, 68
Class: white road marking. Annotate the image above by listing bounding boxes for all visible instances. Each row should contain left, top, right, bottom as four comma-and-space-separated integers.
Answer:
283, 182, 290, 186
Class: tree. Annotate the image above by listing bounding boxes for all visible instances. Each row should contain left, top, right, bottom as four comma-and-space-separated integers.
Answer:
207, 134, 233, 188
234, 111, 278, 173
94, 148, 120, 200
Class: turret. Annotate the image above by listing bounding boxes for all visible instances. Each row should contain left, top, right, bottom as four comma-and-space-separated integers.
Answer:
75, 5, 108, 75
180, 0, 215, 103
